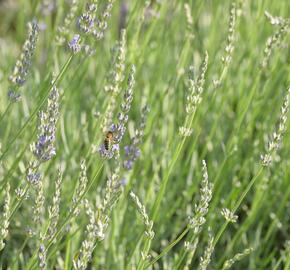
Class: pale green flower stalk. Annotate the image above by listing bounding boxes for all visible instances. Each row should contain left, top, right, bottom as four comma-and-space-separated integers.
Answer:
213, 2, 238, 88
130, 191, 154, 240
55, 0, 79, 45
222, 247, 253, 270
176, 161, 213, 269
199, 229, 214, 270
188, 160, 213, 233
261, 13, 289, 70
179, 52, 208, 137
221, 2, 237, 67
0, 183, 11, 251
47, 167, 63, 239
130, 191, 154, 268
101, 29, 127, 133
71, 159, 88, 216
261, 86, 290, 166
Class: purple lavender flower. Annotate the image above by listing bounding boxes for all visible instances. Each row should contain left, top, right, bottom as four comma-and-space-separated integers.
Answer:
77, 14, 95, 33
122, 105, 149, 170
32, 85, 59, 163
27, 172, 41, 185
68, 34, 81, 54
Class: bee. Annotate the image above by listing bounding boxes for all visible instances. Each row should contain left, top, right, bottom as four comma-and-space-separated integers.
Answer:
104, 131, 115, 151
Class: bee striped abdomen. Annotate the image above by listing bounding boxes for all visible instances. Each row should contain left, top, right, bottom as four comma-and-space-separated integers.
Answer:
104, 131, 114, 151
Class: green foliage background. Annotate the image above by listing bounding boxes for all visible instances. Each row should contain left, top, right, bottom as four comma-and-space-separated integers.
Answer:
0, 0, 289, 269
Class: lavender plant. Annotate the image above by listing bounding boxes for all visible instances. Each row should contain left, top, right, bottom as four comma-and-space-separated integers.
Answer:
0, 1, 289, 269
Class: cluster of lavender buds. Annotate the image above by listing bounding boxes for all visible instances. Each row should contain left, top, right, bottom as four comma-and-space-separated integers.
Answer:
221, 2, 237, 66
55, 0, 79, 45
261, 15, 289, 70
77, 1, 98, 34
41, 0, 56, 15
105, 29, 126, 94
8, 21, 39, 102
261, 86, 290, 166
47, 167, 63, 239
93, 0, 115, 40
123, 105, 149, 170
0, 183, 11, 251
68, 34, 82, 54
38, 243, 47, 269
32, 85, 59, 163
101, 30, 127, 132
74, 0, 115, 44
33, 181, 45, 226
221, 207, 238, 223
188, 160, 213, 234
99, 66, 136, 159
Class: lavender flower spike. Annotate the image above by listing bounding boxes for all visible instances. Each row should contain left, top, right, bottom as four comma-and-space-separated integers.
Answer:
8, 20, 39, 102
68, 34, 81, 54
123, 105, 150, 170
32, 85, 60, 163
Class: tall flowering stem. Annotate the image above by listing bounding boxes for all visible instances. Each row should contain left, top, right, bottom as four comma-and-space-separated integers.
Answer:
8, 21, 39, 102
101, 29, 127, 133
